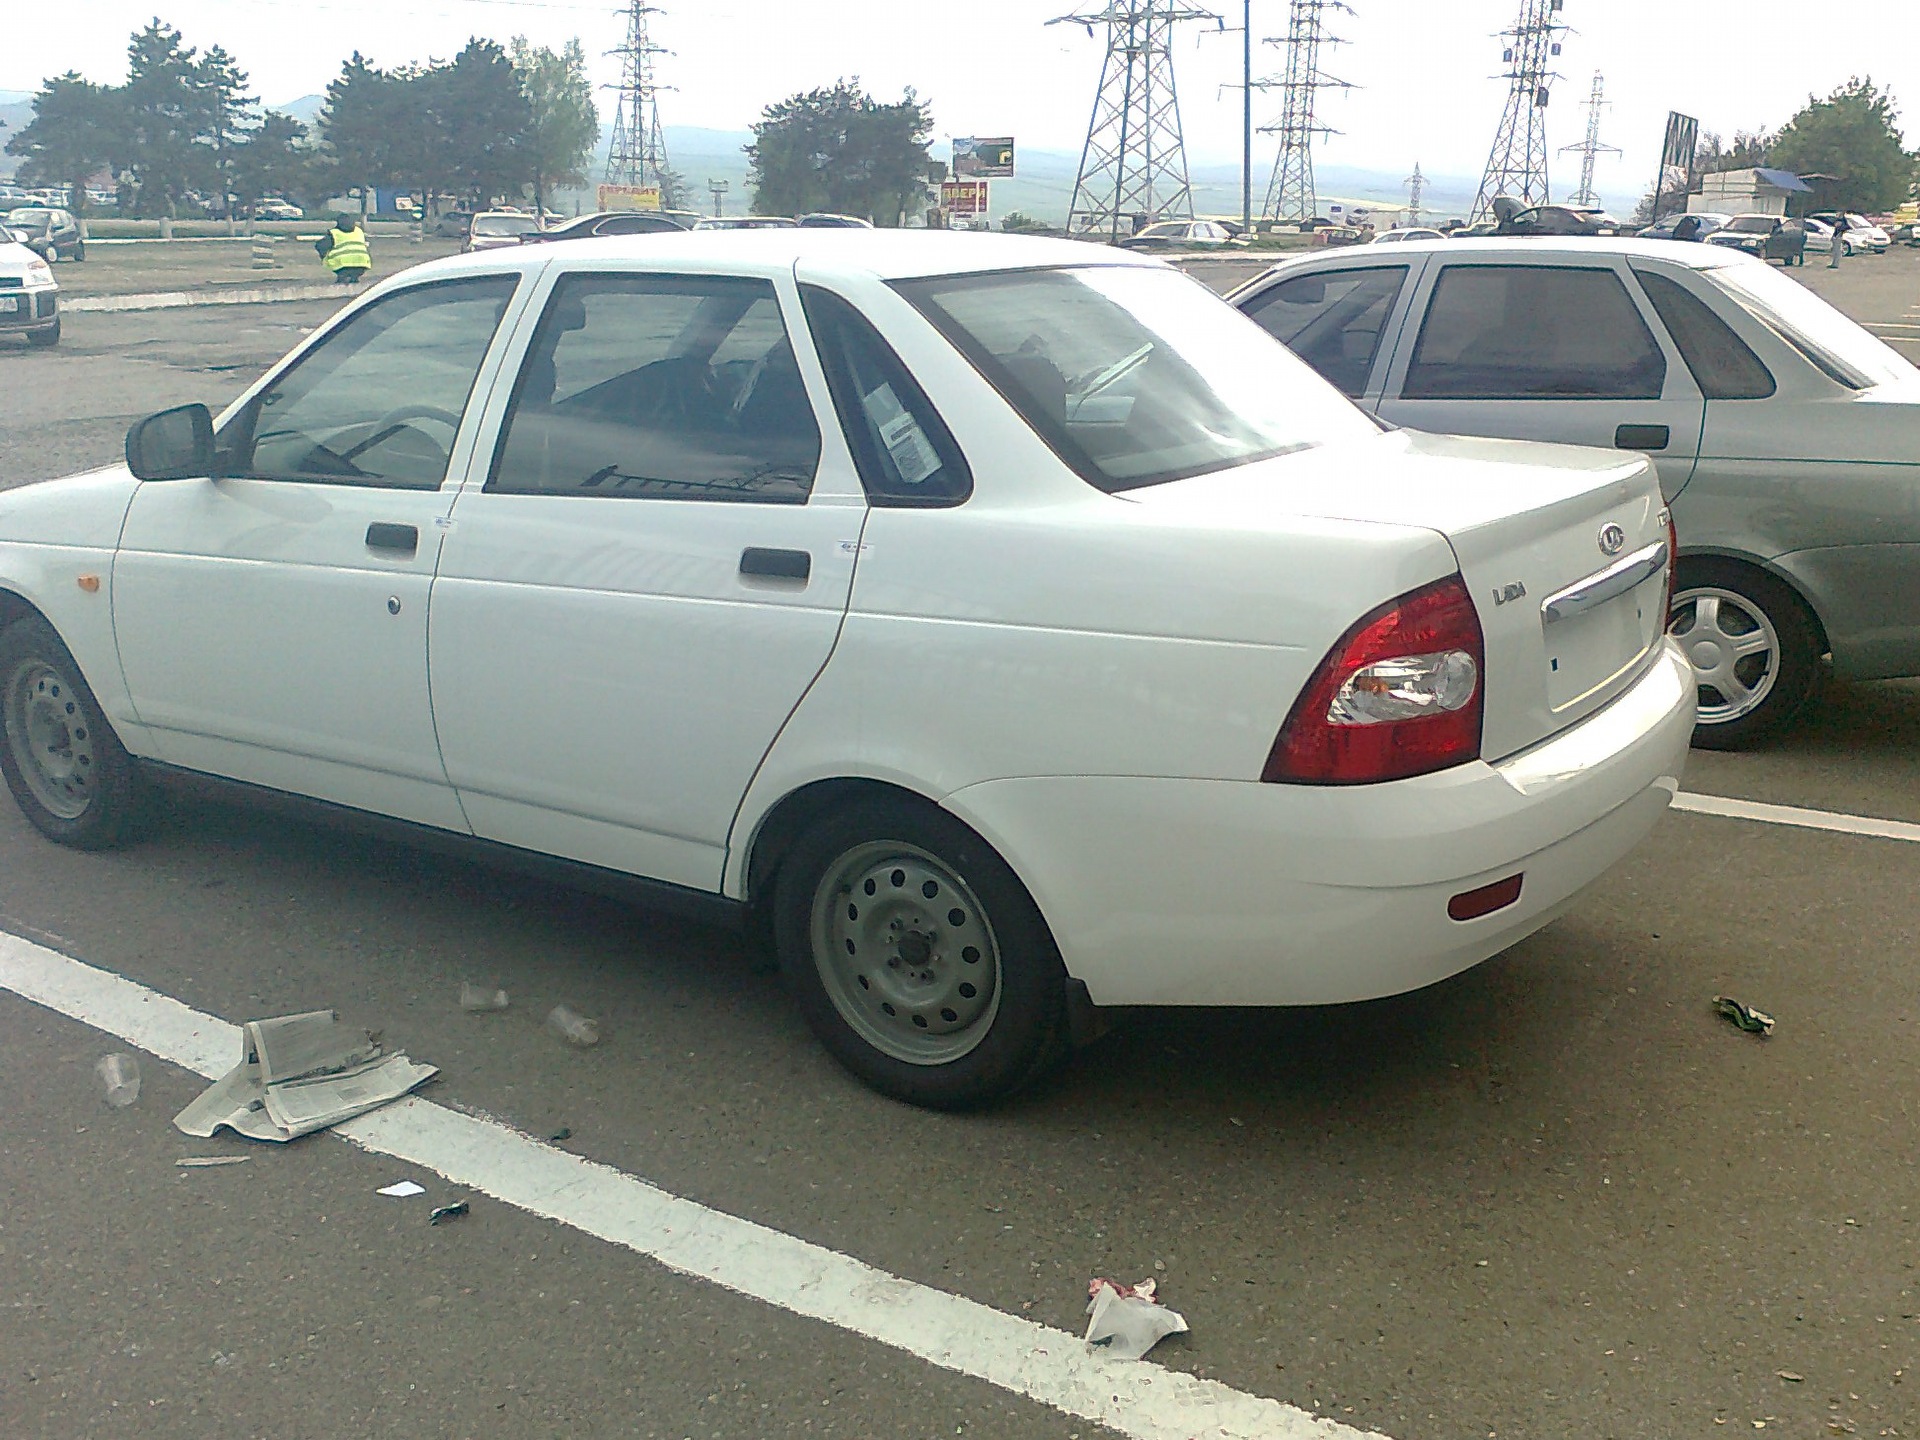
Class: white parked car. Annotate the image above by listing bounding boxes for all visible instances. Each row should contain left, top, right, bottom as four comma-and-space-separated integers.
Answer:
1372, 227, 1447, 244
0, 233, 1693, 1106
462, 211, 544, 252
0, 236, 60, 347
1229, 237, 1920, 745
1804, 213, 1888, 257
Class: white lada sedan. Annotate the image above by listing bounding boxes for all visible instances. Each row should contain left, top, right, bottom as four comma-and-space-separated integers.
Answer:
0, 233, 1693, 1107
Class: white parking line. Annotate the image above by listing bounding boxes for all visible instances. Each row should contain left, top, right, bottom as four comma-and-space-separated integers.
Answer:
0, 932, 1382, 1440
1674, 790, 1920, 844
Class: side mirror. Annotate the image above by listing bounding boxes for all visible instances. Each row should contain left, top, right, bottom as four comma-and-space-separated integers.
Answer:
126, 403, 215, 481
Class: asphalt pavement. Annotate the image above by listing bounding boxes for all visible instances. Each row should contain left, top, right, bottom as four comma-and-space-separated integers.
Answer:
2, 253, 1918, 1440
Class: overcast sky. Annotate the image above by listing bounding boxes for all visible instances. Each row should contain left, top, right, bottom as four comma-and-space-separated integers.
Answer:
8, 0, 1916, 204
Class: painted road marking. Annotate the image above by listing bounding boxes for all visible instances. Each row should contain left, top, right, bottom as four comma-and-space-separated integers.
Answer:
0, 932, 1380, 1440
1675, 790, 1920, 844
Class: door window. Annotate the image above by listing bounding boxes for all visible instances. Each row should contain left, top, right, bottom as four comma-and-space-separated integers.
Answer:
488, 274, 822, 503
1402, 264, 1667, 400
800, 285, 971, 505
1242, 265, 1408, 397
1632, 268, 1776, 400
218, 276, 518, 488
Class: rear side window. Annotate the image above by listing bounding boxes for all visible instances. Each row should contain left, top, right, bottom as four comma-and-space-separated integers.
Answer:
1241, 265, 1408, 397
1632, 268, 1776, 400
1403, 265, 1667, 400
800, 285, 970, 505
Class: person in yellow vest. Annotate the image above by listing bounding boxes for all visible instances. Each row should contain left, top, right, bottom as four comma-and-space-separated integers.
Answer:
318, 217, 372, 285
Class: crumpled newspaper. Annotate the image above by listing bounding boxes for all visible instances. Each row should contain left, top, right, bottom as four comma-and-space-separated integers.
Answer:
1085, 1277, 1189, 1360
1713, 995, 1775, 1036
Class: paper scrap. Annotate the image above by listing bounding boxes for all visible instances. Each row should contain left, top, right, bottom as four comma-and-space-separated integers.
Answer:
377, 1180, 427, 1197
173, 1009, 437, 1143
175, 1156, 251, 1169
1085, 1277, 1189, 1360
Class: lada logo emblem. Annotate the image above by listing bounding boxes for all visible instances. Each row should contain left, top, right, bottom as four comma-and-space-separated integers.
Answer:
1597, 523, 1627, 556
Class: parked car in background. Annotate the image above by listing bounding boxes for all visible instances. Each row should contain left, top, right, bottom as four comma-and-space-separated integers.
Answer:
1807, 212, 1889, 255
1637, 212, 1731, 242
1118, 219, 1239, 251
1372, 227, 1447, 244
797, 213, 875, 228
1492, 199, 1622, 237
433, 209, 477, 240
463, 211, 544, 252
1705, 214, 1807, 265
252, 198, 304, 221
3, 208, 83, 262
0, 231, 1695, 1107
522, 209, 694, 243
1230, 237, 1920, 746
692, 215, 799, 230
0, 236, 60, 347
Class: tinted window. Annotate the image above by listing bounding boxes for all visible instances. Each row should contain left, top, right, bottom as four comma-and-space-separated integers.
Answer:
900, 265, 1377, 493
800, 286, 970, 505
1242, 265, 1408, 397
1633, 268, 1776, 400
1403, 265, 1667, 400
489, 273, 821, 502
219, 276, 516, 488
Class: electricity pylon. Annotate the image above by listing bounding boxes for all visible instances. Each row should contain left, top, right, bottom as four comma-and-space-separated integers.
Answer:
1559, 70, 1619, 206
606, 1, 671, 191
1261, 0, 1354, 224
1470, 0, 1568, 221
1405, 161, 1426, 225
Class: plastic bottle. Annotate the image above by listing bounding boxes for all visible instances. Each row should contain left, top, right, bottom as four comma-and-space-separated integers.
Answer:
545, 1005, 600, 1047
95, 1053, 141, 1107
459, 983, 510, 1012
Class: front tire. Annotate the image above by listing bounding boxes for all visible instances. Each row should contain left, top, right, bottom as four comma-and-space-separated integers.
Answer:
1668, 560, 1823, 750
26, 320, 59, 348
773, 798, 1070, 1109
0, 617, 145, 848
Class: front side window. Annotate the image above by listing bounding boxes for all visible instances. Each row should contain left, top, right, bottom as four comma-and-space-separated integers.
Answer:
489, 273, 821, 502
1403, 264, 1667, 400
1242, 264, 1408, 397
218, 276, 517, 488
899, 265, 1377, 493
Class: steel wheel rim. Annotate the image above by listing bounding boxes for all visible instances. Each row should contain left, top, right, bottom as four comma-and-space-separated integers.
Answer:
809, 840, 1002, 1067
1668, 585, 1780, 724
3, 660, 97, 820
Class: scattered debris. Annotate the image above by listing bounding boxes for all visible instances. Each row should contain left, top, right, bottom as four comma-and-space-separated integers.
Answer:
175, 1156, 250, 1169
1777, 1370, 1804, 1383
173, 1010, 437, 1143
96, 1053, 141, 1107
1713, 996, 1775, 1036
1084, 1277, 1189, 1360
548, 1127, 573, 1143
545, 1005, 600, 1048
429, 1200, 470, 1226
377, 1180, 427, 1197
459, 984, 510, 1013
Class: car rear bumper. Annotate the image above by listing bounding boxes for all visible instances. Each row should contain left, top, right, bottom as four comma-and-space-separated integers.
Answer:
945, 640, 1695, 1007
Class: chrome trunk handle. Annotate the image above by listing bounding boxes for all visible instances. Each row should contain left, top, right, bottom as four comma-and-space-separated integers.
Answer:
1539, 540, 1668, 625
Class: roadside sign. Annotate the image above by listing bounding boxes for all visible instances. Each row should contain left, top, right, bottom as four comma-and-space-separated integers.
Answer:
953, 138, 1015, 179
941, 180, 990, 216
598, 184, 662, 212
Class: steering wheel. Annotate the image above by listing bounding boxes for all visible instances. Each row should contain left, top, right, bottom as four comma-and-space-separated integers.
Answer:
372, 403, 463, 435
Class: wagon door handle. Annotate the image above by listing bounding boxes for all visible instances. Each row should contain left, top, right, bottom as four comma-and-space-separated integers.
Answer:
739, 547, 810, 581
365, 522, 419, 555
1614, 423, 1670, 452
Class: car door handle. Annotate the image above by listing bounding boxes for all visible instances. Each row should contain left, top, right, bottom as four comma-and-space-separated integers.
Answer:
1614, 423, 1670, 452
365, 522, 419, 555
739, 547, 810, 581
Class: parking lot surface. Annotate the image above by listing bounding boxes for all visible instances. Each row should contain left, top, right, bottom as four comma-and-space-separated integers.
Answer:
2, 248, 1918, 1440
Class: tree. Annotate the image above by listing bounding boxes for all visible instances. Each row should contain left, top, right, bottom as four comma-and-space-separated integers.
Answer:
4, 73, 121, 216
439, 39, 532, 206
1768, 77, 1911, 213
195, 44, 256, 224
231, 111, 313, 210
320, 53, 397, 216
510, 37, 598, 215
746, 79, 935, 226
1695, 129, 1774, 175
120, 19, 206, 217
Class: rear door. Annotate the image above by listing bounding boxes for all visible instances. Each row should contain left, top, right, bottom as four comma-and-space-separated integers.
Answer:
1376, 256, 1707, 500
426, 265, 865, 893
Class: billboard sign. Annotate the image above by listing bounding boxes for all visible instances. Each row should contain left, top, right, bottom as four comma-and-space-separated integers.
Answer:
941, 180, 990, 216
1656, 112, 1699, 209
598, 183, 662, 212
952, 137, 1015, 179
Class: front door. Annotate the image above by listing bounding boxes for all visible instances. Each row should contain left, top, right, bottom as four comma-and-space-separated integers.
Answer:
427, 268, 865, 892
1376, 258, 1707, 501
111, 273, 526, 829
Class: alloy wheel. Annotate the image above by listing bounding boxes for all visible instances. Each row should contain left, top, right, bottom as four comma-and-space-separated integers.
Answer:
1669, 586, 1780, 725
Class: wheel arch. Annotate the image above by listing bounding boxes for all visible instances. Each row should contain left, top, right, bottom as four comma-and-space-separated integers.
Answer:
740, 776, 951, 911
1674, 547, 1832, 657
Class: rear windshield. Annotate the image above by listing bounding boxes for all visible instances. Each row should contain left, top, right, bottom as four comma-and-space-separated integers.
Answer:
897, 265, 1377, 492
473, 215, 539, 236
1726, 216, 1775, 234
1708, 260, 1912, 389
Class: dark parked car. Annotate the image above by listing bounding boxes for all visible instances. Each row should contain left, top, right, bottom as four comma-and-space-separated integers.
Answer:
432, 209, 477, 240
1706, 214, 1807, 265
4, 207, 83, 261
520, 210, 694, 243
1491, 197, 1620, 237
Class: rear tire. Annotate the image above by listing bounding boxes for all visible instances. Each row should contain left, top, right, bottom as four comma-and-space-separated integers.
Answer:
0, 616, 145, 848
1668, 560, 1822, 750
773, 797, 1070, 1109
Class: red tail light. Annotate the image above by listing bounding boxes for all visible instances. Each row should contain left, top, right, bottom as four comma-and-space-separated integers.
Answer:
1262, 574, 1486, 785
